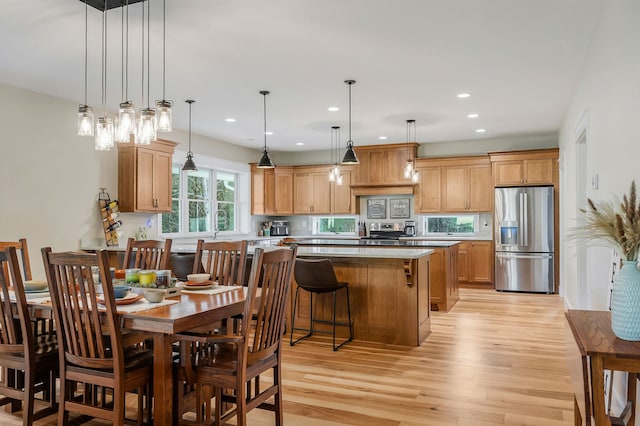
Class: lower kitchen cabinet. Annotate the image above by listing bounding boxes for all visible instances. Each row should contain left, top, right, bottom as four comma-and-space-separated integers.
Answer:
429, 245, 459, 312
458, 240, 493, 287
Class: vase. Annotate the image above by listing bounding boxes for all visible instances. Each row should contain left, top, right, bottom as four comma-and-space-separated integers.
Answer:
611, 260, 640, 341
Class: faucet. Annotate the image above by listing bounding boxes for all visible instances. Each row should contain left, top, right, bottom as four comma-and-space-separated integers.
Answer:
213, 209, 228, 238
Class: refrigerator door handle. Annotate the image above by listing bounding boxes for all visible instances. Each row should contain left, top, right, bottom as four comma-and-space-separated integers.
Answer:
523, 192, 528, 247
496, 252, 553, 260
518, 192, 524, 247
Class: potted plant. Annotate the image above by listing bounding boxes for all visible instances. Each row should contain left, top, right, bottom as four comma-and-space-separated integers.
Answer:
578, 180, 640, 340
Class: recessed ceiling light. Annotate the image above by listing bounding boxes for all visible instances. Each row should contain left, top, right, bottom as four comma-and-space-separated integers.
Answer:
378, 136, 388, 140
457, 93, 471, 98
224, 118, 236, 122
467, 113, 479, 118
476, 128, 486, 133
328, 107, 339, 112
265, 131, 273, 135
296, 142, 304, 146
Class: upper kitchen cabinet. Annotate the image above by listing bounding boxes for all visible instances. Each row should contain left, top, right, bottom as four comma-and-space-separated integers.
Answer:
331, 166, 356, 214
118, 139, 177, 213
414, 156, 492, 213
353, 143, 419, 186
250, 165, 293, 215
294, 165, 331, 214
489, 148, 559, 187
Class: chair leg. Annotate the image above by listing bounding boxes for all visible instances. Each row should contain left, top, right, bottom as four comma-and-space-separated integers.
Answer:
333, 286, 353, 351
289, 286, 299, 346
290, 287, 314, 346
236, 377, 247, 426
274, 363, 283, 426
332, 290, 337, 351
24, 370, 34, 426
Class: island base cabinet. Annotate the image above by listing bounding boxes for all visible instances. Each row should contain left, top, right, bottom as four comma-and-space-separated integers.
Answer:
429, 246, 459, 312
290, 256, 430, 347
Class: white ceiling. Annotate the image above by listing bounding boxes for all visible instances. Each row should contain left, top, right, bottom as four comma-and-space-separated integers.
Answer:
1, 0, 605, 152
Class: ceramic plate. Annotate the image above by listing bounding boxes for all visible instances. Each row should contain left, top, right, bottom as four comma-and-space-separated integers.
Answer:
182, 283, 217, 291
97, 293, 143, 305
184, 280, 215, 287
24, 287, 49, 293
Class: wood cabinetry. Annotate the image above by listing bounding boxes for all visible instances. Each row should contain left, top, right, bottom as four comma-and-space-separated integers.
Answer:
457, 240, 493, 287
414, 156, 492, 213
118, 139, 176, 213
331, 166, 355, 214
490, 148, 558, 186
294, 166, 331, 214
250, 165, 293, 215
353, 143, 419, 186
429, 245, 459, 312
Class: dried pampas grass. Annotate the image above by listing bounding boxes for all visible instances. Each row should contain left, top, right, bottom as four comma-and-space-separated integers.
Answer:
576, 181, 640, 261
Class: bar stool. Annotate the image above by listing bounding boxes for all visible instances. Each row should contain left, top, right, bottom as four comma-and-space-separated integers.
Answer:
291, 258, 352, 351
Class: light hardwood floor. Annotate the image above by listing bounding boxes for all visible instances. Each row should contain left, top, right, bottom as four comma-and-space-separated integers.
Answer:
1, 288, 574, 425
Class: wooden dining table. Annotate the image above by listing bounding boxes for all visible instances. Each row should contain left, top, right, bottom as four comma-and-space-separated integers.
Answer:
25, 286, 248, 426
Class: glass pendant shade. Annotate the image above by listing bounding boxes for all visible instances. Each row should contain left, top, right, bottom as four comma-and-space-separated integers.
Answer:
328, 169, 336, 182
404, 160, 414, 178
78, 105, 94, 136
336, 173, 344, 186
412, 169, 420, 183
95, 116, 114, 151
136, 108, 157, 145
115, 101, 135, 143
156, 100, 172, 132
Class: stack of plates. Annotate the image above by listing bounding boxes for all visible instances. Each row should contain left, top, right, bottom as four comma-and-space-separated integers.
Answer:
182, 280, 217, 291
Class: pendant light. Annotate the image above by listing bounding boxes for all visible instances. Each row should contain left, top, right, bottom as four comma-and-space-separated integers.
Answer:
182, 100, 198, 171
403, 119, 415, 178
257, 90, 275, 168
341, 79, 359, 164
407, 119, 419, 183
77, 0, 94, 136
155, 0, 172, 132
136, 0, 156, 145
328, 126, 343, 184
95, 0, 114, 151
115, 1, 135, 143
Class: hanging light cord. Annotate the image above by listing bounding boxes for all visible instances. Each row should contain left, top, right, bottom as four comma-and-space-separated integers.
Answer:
348, 83, 352, 142
124, 0, 130, 101
188, 101, 192, 154
263, 92, 268, 151
83, 0, 88, 106
140, 0, 145, 107
146, 0, 151, 108
162, 0, 166, 99
101, 0, 108, 116
120, 5, 124, 102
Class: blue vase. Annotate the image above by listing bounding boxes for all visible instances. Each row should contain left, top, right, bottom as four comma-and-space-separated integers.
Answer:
611, 261, 640, 341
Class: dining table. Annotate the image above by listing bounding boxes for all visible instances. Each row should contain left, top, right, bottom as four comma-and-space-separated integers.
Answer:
23, 285, 248, 426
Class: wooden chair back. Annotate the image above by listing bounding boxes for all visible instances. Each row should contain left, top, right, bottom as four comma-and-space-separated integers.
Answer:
0, 239, 32, 284
244, 246, 297, 362
0, 246, 57, 424
194, 239, 248, 286
122, 237, 172, 270
42, 248, 124, 373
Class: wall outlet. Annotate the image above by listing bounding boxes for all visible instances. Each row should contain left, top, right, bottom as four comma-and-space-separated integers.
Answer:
302, 221, 307, 228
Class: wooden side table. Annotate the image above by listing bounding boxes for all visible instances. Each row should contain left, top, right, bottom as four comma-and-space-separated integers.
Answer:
565, 310, 640, 425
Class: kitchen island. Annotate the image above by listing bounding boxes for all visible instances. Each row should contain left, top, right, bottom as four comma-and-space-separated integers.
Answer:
291, 246, 432, 347
285, 239, 460, 312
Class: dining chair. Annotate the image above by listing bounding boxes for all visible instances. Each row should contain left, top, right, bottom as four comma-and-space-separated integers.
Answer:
41, 247, 153, 426
0, 246, 57, 426
174, 246, 297, 426
194, 239, 248, 286
290, 258, 353, 351
0, 239, 32, 284
122, 237, 172, 270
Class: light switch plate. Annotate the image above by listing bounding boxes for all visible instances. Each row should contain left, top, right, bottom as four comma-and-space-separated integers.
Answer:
591, 174, 599, 189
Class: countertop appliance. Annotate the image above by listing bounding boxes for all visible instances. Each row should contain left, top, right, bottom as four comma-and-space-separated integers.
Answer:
270, 221, 290, 236
494, 186, 554, 293
362, 223, 413, 240
403, 220, 416, 237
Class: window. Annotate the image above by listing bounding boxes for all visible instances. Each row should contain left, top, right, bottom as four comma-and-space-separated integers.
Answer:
161, 165, 238, 236
425, 214, 478, 234
315, 217, 357, 235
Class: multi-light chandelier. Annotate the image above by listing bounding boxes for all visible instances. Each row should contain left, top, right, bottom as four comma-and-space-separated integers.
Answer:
77, 0, 172, 150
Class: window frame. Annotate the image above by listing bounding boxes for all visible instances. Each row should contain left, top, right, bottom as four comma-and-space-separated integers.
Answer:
312, 216, 358, 236
423, 214, 479, 236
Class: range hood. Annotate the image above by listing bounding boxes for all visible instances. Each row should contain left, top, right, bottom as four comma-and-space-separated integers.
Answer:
350, 183, 416, 196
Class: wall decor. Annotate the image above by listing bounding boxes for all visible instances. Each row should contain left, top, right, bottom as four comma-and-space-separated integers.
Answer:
390, 198, 410, 219
367, 199, 387, 219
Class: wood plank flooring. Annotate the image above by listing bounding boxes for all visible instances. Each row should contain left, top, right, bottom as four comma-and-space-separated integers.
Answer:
0, 289, 574, 425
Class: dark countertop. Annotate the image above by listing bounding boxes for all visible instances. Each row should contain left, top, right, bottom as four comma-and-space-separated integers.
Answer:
283, 238, 460, 248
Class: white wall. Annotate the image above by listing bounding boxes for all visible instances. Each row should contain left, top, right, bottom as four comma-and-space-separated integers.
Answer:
0, 83, 257, 279
558, 0, 640, 417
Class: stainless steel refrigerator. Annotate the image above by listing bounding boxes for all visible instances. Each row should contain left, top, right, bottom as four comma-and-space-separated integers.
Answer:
494, 186, 554, 293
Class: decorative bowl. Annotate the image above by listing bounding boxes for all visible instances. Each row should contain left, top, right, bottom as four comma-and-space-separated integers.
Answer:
112, 285, 131, 299
187, 273, 210, 284
23, 280, 48, 292
144, 288, 166, 303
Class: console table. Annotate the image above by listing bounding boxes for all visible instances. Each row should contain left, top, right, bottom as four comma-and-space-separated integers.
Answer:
565, 310, 640, 426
